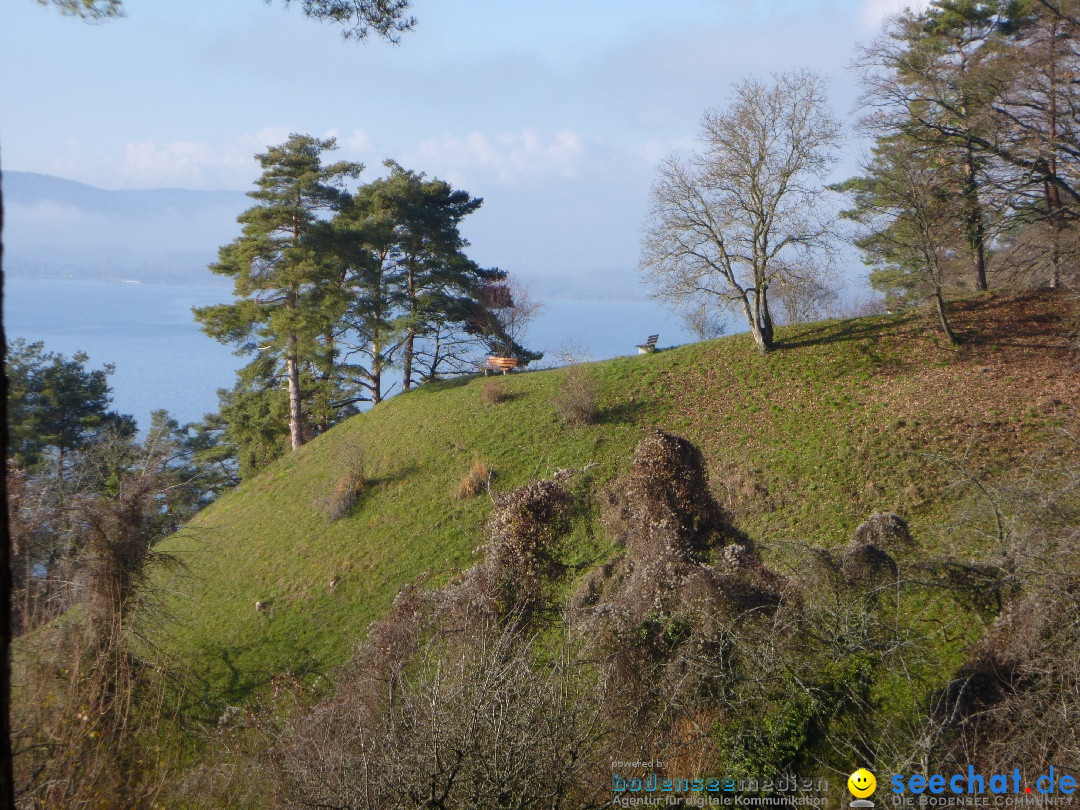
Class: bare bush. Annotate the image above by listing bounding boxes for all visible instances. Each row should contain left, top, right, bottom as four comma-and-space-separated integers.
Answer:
552, 366, 598, 427
841, 542, 899, 589
462, 477, 572, 618
274, 606, 609, 809
577, 432, 796, 770
481, 378, 508, 406
936, 583, 1080, 772
924, 429, 1080, 772
852, 511, 914, 556
551, 336, 595, 366
605, 429, 747, 560
11, 455, 183, 806
12, 621, 176, 808
452, 457, 490, 500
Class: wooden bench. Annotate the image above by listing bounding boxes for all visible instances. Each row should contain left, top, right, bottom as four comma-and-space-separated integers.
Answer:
636, 334, 659, 354
484, 356, 518, 375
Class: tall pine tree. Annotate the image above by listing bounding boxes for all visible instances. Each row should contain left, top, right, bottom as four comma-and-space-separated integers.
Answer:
194, 134, 362, 452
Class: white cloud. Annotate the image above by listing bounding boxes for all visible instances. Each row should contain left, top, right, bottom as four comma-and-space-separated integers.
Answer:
119, 140, 246, 188
344, 128, 375, 152
105, 128, 377, 189
862, 0, 930, 29
631, 136, 696, 166
252, 127, 294, 149
109, 130, 311, 189
401, 128, 586, 186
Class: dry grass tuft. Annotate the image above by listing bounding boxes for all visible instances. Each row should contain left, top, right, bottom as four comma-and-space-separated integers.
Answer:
453, 457, 491, 500
322, 446, 368, 521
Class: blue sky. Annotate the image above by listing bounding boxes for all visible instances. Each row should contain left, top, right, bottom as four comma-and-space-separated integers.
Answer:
2, 0, 924, 294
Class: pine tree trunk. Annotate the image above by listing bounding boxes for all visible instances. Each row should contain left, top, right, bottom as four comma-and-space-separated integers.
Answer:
286, 336, 304, 450
402, 264, 416, 391
402, 329, 414, 392
371, 334, 382, 406
933, 289, 959, 345
964, 145, 988, 292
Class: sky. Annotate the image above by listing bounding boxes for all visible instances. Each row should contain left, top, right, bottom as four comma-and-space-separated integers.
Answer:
1, 0, 927, 298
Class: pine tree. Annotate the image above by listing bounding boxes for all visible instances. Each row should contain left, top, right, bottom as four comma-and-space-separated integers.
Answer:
835, 136, 965, 343
369, 162, 497, 390
857, 1, 1015, 292
194, 134, 362, 451
328, 178, 408, 405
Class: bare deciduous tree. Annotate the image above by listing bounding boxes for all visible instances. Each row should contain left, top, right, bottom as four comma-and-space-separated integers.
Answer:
641, 70, 841, 354
481, 276, 545, 362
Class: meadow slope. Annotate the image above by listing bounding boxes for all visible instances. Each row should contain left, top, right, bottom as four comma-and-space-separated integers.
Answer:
154, 289, 1078, 715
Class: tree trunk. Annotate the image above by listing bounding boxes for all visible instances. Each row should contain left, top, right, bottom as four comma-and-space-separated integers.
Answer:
1047, 17, 1062, 288
963, 144, 988, 291
933, 289, 960, 345
757, 286, 775, 348
402, 264, 416, 391
741, 294, 772, 354
957, 46, 988, 294
402, 329, 414, 392
371, 334, 382, 406
286, 335, 304, 451
317, 327, 335, 434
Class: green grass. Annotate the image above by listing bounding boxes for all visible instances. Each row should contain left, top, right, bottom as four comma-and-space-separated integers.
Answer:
153, 289, 1075, 715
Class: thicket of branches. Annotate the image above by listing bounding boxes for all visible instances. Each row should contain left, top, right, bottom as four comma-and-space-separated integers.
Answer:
254, 428, 1080, 805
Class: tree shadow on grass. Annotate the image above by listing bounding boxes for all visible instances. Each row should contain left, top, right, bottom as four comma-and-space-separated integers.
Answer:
189, 635, 329, 719
414, 375, 474, 394
328, 463, 419, 521
594, 399, 648, 426
773, 313, 914, 351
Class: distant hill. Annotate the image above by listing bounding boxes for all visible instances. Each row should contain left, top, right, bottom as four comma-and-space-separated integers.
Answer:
153, 289, 1079, 716
2, 170, 248, 283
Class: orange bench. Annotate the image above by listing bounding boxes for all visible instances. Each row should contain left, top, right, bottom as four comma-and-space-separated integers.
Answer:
484, 356, 518, 375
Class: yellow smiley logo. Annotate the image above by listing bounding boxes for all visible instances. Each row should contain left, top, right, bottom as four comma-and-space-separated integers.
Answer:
848, 768, 876, 798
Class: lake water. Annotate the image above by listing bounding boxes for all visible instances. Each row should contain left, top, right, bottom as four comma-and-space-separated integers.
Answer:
3, 277, 703, 429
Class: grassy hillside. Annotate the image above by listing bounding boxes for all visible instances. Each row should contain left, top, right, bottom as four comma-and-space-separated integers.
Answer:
155, 289, 1078, 715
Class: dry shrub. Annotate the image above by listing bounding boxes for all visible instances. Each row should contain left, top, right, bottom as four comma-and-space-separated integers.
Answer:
841, 543, 899, 589
457, 477, 572, 618
605, 429, 747, 560
710, 462, 775, 516
452, 457, 490, 500
577, 431, 792, 767
914, 558, 1007, 617
273, 479, 602, 809
12, 622, 177, 807
12, 463, 182, 805
71, 465, 180, 644
481, 378, 508, 406
852, 511, 914, 556
324, 470, 366, 521
273, 607, 609, 809
926, 431, 1080, 771
934, 584, 1080, 772
552, 366, 598, 426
